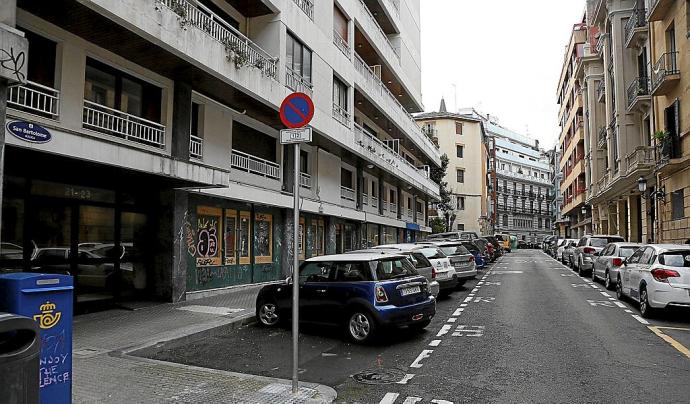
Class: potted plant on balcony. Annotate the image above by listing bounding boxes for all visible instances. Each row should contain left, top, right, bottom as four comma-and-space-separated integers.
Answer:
154, 0, 190, 30
222, 38, 250, 69
654, 130, 672, 159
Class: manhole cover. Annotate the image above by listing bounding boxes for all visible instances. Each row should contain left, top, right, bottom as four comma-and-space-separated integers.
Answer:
352, 368, 406, 385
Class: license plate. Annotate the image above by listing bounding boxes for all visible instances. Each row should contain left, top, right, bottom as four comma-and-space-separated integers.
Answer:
401, 286, 421, 296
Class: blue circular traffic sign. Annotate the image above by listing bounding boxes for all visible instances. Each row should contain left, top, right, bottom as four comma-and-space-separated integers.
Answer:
280, 93, 314, 129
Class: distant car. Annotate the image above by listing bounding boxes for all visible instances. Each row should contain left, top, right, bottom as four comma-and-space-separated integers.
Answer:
419, 241, 477, 287
592, 243, 642, 290
495, 234, 511, 252
372, 244, 456, 296
483, 236, 503, 260
563, 241, 579, 267
255, 253, 436, 342
350, 247, 441, 297
573, 235, 625, 276
556, 239, 577, 262
616, 244, 690, 318
461, 241, 485, 269
543, 235, 557, 253
427, 231, 479, 241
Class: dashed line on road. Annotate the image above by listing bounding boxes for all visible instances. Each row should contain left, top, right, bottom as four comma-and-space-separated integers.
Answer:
409, 350, 433, 368
632, 315, 650, 325
436, 324, 452, 337
428, 340, 441, 347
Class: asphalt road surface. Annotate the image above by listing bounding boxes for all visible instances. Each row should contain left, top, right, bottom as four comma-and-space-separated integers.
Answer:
144, 250, 690, 403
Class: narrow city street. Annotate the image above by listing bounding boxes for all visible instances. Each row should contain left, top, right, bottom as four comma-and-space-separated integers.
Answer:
142, 250, 690, 403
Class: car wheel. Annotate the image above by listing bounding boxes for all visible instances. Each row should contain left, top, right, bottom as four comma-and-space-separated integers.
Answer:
616, 276, 624, 300
409, 319, 431, 331
347, 310, 377, 343
604, 270, 612, 290
639, 286, 655, 319
256, 301, 280, 327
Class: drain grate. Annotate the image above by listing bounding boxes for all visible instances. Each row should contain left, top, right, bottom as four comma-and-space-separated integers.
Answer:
351, 368, 406, 385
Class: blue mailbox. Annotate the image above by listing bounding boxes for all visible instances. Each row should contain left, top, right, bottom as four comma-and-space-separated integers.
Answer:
0, 273, 74, 404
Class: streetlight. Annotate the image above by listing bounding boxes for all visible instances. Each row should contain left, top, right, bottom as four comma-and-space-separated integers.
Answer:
638, 176, 647, 193
581, 205, 587, 216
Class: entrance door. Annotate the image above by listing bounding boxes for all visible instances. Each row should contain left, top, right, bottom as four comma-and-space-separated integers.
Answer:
76, 205, 117, 305
29, 201, 72, 276
119, 212, 149, 300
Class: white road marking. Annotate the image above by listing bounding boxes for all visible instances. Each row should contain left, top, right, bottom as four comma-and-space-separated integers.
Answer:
587, 300, 616, 307
402, 397, 422, 404
447, 317, 457, 323
561, 274, 575, 277
632, 315, 650, 325
600, 291, 611, 297
431, 400, 454, 404
572, 283, 590, 288
471, 288, 479, 293
613, 301, 626, 308
463, 297, 473, 303
460, 303, 468, 307
409, 350, 433, 368
474, 297, 495, 303
477, 282, 484, 285
397, 374, 416, 385
452, 325, 485, 337
437, 324, 452, 337
452, 308, 464, 316
379, 393, 399, 404
624, 309, 633, 313
429, 339, 441, 347
590, 284, 599, 289
484, 281, 501, 286
493, 271, 524, 274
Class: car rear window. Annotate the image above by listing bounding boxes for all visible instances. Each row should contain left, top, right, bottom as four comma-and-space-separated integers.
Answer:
658, 251, 690, 267
371, 258, 418, 280
408, 252, 432, 269
590, 237, 623, 247
495, 235, 505, 241
439, 245, 470, 256
419, 247, 446, 260
618, 247, 638, 258
462, 243, 479, 253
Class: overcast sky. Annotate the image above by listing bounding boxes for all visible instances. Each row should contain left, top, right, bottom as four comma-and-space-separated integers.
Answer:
420, 0, 585, 149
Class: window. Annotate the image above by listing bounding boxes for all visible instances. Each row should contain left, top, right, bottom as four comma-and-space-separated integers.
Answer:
333, 76, 348, 111
239, 211, 251, 264
455, 122, 463, 135
672, 188, 685, 220
538, 218, 542, 229
196, 206, 222, 267
254, 213, 273, 264
224, 210, 237, 265
545, 219, 550, 229
286, 32, 312, 83
232, 121, 277, 163
456, 145, 464, 158
457, 223, 465, 231
371, 180, 378, 198
503, 214, 508, 226
341, 168, 353, 189
501, 163, 505, 170
417, 201, 423, 213
312, 219, 325, 257
457, 196, 465, 210
333, 5, 348, 41
191, 102, 202, 138
389, 189, 396, 205
300, 150, 309, 174
299, 262, 331, 284
456, 169, 465, 183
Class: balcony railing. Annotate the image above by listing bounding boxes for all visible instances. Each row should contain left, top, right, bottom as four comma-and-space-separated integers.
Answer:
626, 77, 650, 109
341, 186, 356, 201
362, 193, 369, 206
299, 172, 312, 189
285, 67, 313, 96
292, 0, 314, 20
332, 103, 351, 128
596, 80, 605, 102
495, 169, 551, 185
407, 208, 413, 218
389, 202, 397, 214
597, 127, 607, 148
333, 30, 351, 60
625, 146, 655, 176
82, 100, 166, 148
7, 81, 60, 118
651, 51, 680, 95
158, 0, 277, 78
371, 196, 379, 208
648, 0, 673, 21
625, 8, 648, 47
357, 0, 400, 62
190, 135, 203, 159
595, 34, 607, 55
230, 149, 280, 179
385, 0, 401, 16
353, 53, 439, 155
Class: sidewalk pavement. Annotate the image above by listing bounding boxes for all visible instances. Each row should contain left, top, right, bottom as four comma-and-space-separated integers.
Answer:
72, 284, 337, 403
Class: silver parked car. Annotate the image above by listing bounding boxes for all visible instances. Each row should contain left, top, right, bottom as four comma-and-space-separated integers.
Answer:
562, 240, 579, 267
573, 235, 625, 276
418, 241, 477, 287
592, 243, 642, 290
556, 239, 577, 262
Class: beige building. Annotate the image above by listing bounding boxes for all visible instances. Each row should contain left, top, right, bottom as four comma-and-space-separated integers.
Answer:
416, 100, 489, 234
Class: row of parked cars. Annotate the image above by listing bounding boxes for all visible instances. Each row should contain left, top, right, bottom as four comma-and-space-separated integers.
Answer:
255, 235, 510, 343
543, 235, 690, 318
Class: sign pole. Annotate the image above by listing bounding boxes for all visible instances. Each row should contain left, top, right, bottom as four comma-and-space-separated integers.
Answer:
292, 141, 300, 394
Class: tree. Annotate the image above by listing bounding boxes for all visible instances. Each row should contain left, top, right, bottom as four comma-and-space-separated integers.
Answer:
429, 217, 445, 234
430, 154, 452, 231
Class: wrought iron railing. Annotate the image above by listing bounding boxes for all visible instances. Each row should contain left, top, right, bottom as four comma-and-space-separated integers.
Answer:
626, 77, 650, 108
341, 186, 356, 201
157, 0, 277, 78
357, 0, 400, 61
285, 67, 313, 96
407, 208, 413, 218
292, 0, 314, 20
190, 135, 203, 159
299, 172, 312, 189
7, 81, 60, 118
596, 80, 605, 102
362, 193, 369, 206
230, 149, 280, 179
625, 8, 647, 46
332, 103, 351, 128
333, 29, 351, 59
597, 126, 607, 147
83, 100, 166, 148
651, 51, 679, 93
595, 34, 607, 55
389, 202, 397, 214
371, 196, 379, 208
625, 146, 655, 175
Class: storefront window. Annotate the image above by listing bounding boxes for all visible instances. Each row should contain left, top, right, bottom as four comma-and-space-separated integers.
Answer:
344, 224, 354, 252
314, 220, 325, 256
367, 223, 379, 247
239, 211, 251, 265
383, 226, 397, 245
255, 213, 272, 264
224, 210, 237, 265
195, 206, 222, 267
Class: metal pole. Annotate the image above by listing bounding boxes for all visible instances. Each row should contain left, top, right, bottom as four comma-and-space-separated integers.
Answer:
292, 142, 300, 394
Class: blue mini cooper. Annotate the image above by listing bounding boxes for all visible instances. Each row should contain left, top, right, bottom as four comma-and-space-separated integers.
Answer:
255, 252, 436, 343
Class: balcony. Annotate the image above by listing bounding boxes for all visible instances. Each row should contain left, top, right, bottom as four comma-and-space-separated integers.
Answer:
189, 135, 203, 159
285, 67, 313, 97
651, 52, 680, 95
495, 169, 551, 185
625, 8, 648, 48
332, 103, 351, 128
291, 0, 314, 20
371, 196, 379, 208
333, 30, 351, 60
596, 173, 609, 195
230, 149, 280, 180
353, 123, 438, 196
647, 0, 674, 21
626, 77, 651, 112
389, 202, 397, 214
595, 34, 606, 57
7, 81, 60, 119
341, 186, 356, 202
299, 172, 312, 190
597, 127, 607, 148
356, 0, 400, 63
82, 100, 166, 149
625, 146, 655, 176
407, 208, 413, 218
596, 80, 605, 103
158, 0, 277, 79
353, 54, 439, 162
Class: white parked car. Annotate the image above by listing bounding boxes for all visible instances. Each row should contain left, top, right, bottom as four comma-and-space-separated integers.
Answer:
373, 244, 456, 296
617, 244, 690, 318
592, 242, 642, 290
556, 239, 577, 262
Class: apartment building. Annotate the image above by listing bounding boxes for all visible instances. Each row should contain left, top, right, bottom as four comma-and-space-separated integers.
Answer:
557, 21, 588, 238
415, 100, 489, 234
546, 147, 567, 236
1, 0, 440, 310
648, 0, 690, 243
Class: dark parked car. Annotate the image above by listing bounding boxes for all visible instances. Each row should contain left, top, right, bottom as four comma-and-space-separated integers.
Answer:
483, 236, 503, 260
462, 241, 485, 269
255, 253, 436, 343
473, 238, 493, 263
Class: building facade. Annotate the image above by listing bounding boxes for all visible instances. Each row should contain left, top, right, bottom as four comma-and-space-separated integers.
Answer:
415, 100, 489, 234
546, 147, 566, 236
1, 0, 440, 310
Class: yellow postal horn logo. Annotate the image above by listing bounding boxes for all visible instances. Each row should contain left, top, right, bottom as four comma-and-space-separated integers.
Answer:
33, 301, 61, 329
